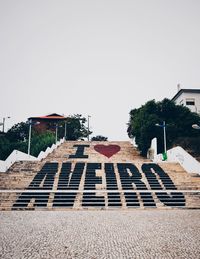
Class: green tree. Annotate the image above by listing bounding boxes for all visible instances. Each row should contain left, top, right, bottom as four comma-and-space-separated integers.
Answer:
91, 135, 108, 141
0, 122, 55, 159
0, 136, 12, 160
127, 99, 200, 156
30, 131, 55, 157
6, 122, 29, 142
0, 122, 29, 160
58, 114, 91, 140
0, 114, 91, 160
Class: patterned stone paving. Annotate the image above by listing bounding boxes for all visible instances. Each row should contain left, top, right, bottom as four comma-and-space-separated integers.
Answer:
0, 210, 200, 259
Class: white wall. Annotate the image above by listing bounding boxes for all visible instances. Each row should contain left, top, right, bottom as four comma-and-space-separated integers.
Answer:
149, 137, 200, 175
0, 150, 38, 172
174, 92, 200, 114
154, 145, 200, 175
0, 138, 65, 172
168, 146, 200, 175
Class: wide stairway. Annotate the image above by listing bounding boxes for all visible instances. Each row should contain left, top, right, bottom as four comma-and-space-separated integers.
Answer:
0, 141, 200, 210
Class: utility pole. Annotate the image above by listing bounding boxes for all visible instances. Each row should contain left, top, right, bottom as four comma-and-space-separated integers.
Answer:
28, 120, 32, 156
28, 120, 40, 156
64, 121, 67, 140
163, 121, 167, 155
87, 115, 91, 141
155, 121, 167, 161
55, 124, 58, 143
2, 116, 10, 133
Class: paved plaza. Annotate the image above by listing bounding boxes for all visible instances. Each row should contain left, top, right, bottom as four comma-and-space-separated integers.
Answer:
0, 210, 200, 259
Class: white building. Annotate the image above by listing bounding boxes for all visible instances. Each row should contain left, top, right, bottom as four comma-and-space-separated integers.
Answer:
171, 88, 200, 114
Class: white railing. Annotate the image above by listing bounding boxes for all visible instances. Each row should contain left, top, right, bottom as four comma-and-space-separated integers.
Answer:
166, 146, 200, 175
0, 138, 65, 172
149, 138, 200, 175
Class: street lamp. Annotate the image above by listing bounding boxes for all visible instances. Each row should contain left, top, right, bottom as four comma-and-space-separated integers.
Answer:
55, 124, 59, 143
54, 123, 63, 143
1, 116, 11, 133
27, 120, 40, 156
155, 121, 167, 160
192, 124, 200, 130
87, 115, 91, 141
64, 120, 67, 141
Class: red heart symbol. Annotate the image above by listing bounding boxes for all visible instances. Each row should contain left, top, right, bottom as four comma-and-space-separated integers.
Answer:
94, 145, 121, 158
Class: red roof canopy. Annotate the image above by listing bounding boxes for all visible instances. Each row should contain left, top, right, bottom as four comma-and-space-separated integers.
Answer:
28, 113, 67, 120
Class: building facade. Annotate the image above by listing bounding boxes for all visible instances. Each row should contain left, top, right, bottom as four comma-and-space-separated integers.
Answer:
28, 113, 67, 133
171, 89, 200, 114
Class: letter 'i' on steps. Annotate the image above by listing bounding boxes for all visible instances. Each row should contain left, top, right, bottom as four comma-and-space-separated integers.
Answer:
117, 163, 156, 208
82, 163, 105, 207
53, 162, 85, 208
69, 145, 90, 158
105, 163, 122, 207
142, 164, 185, 207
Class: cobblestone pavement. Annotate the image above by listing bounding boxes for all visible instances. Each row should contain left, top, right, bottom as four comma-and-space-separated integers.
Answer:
0, 210, 200, 259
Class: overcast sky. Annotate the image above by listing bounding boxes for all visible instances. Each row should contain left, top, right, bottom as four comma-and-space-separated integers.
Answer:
0, 0, 200, 140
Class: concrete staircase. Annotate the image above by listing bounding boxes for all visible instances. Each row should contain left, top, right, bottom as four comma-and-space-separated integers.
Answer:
0, 141, 199, 210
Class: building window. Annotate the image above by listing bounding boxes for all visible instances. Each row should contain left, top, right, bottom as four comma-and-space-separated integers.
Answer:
186, 99, 195, 106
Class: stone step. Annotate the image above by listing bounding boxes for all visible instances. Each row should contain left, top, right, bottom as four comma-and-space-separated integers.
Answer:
0, 141, 199, 210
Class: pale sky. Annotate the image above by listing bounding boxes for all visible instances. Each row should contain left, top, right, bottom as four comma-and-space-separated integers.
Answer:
0, 0, 200, 140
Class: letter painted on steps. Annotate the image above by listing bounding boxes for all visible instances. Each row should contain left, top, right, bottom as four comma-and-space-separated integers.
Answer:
82, 163, 105, 207
28, 162, 58, 190
13, 163, 58, 209
12, 162, 186, 209
142, 164, 185, 207
105, 163, 122, 207
69, 144, 90, 159
53, 162, 85, 208
117, 163, 156, 208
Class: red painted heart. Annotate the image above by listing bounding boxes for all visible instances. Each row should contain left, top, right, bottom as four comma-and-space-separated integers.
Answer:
94, 145, 121, 158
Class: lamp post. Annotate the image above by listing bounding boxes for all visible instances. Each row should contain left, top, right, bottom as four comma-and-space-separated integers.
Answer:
87, 115, 91, 141
28, 120, 32, 156
155, 121, 167, 160
54, 123, 63, 143
64, 120, 67, 141
55, 124, 58, 143
27, 120, 40, 156
1, 116, 11, 133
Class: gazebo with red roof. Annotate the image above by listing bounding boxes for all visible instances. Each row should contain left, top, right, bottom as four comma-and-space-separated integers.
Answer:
28, 113, 67, 133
